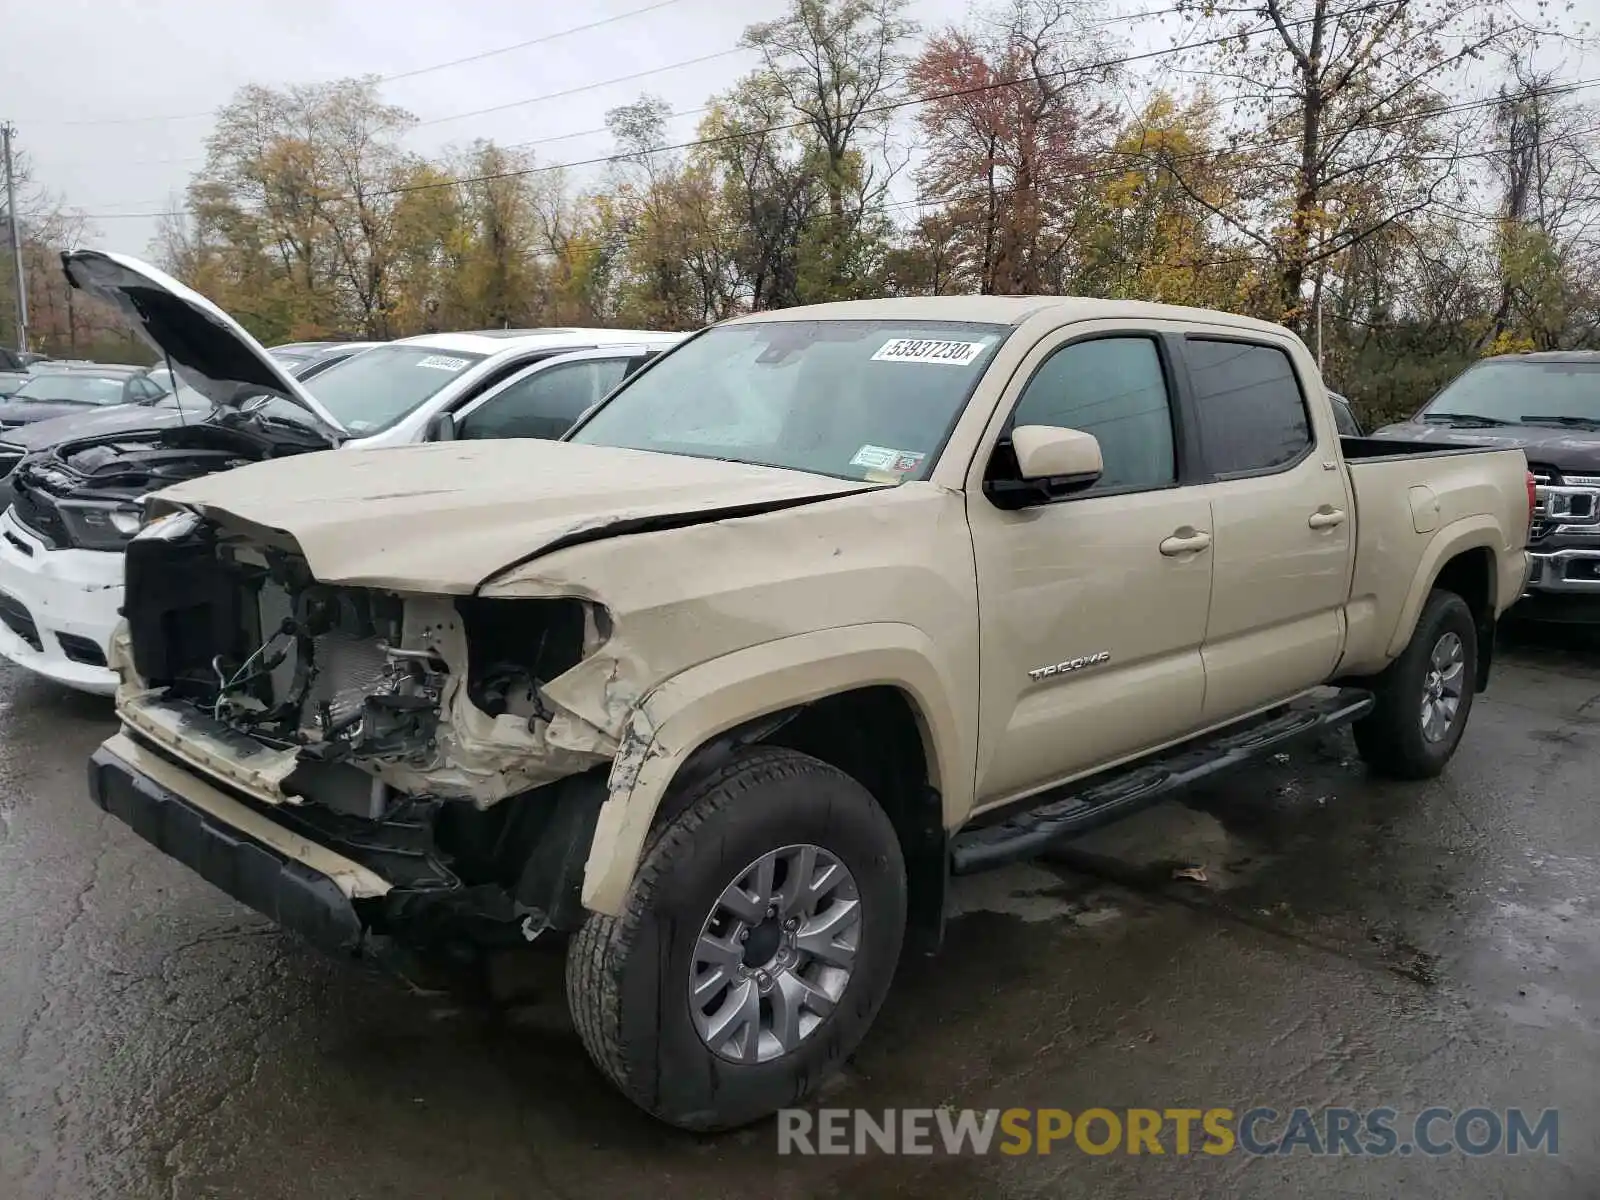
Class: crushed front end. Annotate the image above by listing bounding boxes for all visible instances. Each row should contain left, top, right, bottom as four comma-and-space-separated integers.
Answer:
96, 507, 625, 964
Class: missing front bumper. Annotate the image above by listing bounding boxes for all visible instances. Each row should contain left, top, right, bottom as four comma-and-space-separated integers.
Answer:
88, 732, 385, 955
88, 730, 609, 963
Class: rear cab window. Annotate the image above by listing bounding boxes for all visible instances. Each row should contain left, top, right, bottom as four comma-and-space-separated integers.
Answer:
1184, 338, 1312, 476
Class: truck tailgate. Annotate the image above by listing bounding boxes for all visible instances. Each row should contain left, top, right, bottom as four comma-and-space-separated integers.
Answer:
1342, 443, 1530, 670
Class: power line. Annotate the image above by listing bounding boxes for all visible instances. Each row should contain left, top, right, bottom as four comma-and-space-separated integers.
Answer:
88, 3, 1589, 227
60, 28, 739, 168
85, 89, 1583, 237
406, 3, 1194, 132
415, 47, 750, 127
384, 0, 694, 83
71, 112, 1600, 297
76, 1, 1193, 167
93, 102, 717, 174
37, 0, 700, 128
77, 3, 1400, 218
83, 76, 1594, 224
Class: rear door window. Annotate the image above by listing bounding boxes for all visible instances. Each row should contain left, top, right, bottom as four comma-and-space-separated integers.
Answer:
1185, 339, 1311, 475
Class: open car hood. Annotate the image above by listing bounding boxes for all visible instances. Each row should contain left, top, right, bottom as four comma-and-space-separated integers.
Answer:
60, 250, 344, 440
148, 439, 882, 593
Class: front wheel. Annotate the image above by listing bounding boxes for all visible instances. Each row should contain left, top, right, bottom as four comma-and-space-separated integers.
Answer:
566, 746, 907, 1131
1354, 589, 1479, 779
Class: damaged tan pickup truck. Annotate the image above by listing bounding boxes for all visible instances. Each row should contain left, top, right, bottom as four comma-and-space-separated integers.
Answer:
87, 294, 1534, 1131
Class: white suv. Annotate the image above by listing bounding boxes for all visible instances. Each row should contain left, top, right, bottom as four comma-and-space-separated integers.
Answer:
0, 252, 684, 694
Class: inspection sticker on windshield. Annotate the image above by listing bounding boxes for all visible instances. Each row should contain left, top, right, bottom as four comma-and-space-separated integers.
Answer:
851, 444, 925, 474
416, 354, 471, 371
871, 338, 988, 366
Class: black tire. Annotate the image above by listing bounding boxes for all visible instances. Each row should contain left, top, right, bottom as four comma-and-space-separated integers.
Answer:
565, 745, 907, 1131
1354, 589, 1478, 779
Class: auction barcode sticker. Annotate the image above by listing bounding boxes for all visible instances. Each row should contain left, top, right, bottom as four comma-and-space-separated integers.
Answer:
416, 354, 471, 371
871, 339, 988, 366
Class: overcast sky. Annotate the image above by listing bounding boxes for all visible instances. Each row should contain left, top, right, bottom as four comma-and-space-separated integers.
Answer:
2, 0, 1595, 258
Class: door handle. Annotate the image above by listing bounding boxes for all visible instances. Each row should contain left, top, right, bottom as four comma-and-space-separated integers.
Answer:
1159, 529, 1212, 556
1308, 508, 1347, 530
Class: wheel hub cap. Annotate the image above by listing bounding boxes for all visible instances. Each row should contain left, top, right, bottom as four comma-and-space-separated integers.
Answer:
1420, 631, 1466, 744
742, 918, 784, 967
689, 843, 860, 1063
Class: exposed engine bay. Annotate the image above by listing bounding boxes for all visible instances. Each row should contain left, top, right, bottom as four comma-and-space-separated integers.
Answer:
11, 415, 327, 551
109, 507, 625, 952
118, 509, 616, 815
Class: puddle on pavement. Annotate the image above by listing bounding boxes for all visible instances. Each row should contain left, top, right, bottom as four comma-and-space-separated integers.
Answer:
940, 729, 1480, 996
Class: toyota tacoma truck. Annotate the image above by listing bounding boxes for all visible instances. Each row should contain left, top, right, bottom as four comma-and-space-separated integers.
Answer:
86, 296, 1532, 1131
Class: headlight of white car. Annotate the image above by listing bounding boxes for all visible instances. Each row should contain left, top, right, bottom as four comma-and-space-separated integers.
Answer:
57, 498, 146, 551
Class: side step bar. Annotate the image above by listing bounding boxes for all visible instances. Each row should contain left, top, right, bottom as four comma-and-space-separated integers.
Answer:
949, 688, 1374, 875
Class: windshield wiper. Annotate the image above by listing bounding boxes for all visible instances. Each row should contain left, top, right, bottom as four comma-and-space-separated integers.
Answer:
1420, 412, 1514, 427
1520, 414, 1600, 430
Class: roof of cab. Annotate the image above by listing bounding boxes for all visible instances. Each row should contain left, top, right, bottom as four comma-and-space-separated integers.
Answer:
392, 328, 686, 355
722, 294, 1295, 338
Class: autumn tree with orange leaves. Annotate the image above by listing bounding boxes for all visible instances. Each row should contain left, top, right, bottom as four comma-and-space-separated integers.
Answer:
908, 0, 1115, 294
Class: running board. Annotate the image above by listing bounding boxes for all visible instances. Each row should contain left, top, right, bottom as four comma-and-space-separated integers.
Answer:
949, 689, 1374, 875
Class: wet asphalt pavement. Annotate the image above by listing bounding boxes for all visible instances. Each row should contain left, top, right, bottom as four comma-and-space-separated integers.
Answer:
1, 630, 1596, 1199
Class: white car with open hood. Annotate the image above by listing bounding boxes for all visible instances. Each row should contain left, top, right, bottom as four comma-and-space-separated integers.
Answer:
0, 251, 682, 693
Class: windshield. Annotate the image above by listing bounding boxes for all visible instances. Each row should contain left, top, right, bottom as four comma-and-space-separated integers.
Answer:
12, 374, 127, 405
569, 320, 1011, 481
302, 345, 487, 435
1421, 360, 1600, 426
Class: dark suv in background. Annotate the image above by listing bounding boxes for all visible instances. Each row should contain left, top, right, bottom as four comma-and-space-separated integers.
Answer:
1371, 351, 1600, 621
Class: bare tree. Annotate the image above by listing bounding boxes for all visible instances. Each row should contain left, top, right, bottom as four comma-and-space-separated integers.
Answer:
1167, 0, 1551, 328
742, 0, 918, 221
1484, 60, 1600, 349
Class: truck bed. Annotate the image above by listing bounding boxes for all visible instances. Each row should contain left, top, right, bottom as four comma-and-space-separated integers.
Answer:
1339, 439, 1530, 674
1339, 435, 1503, 461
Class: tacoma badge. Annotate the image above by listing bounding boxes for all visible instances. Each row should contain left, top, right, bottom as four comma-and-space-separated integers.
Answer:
1028, 651, 1111, 682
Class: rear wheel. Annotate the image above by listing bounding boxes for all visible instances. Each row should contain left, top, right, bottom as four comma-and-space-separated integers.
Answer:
566, 746, 906, 1131
1354, 589, 1478, 779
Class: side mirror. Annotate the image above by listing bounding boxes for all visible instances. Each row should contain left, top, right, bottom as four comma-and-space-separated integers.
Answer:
425, 411, 458, 442
1012, 424, 1102, 487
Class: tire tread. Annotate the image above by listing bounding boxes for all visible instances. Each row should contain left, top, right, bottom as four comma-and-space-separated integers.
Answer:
1353, 589, 1477, 780
565, 745, 879, 1118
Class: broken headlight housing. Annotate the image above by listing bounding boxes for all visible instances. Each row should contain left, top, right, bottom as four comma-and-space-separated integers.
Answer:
135, 507, 201, 541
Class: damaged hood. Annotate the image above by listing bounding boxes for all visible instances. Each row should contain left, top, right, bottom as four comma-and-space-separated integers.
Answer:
60, 250, 344, 439
150, 439, 882, 592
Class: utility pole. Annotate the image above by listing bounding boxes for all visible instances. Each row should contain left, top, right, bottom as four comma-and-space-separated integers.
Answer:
1316, 288, 1324, 370
2, 122, 27, 353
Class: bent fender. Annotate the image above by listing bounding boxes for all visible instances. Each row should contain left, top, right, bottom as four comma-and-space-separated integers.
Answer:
581, 623, 968, 917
